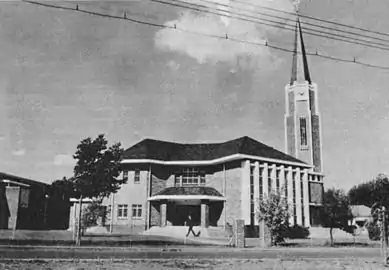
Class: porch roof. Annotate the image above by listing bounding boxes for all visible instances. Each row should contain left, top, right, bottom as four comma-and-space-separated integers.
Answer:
148, 186, 225, 202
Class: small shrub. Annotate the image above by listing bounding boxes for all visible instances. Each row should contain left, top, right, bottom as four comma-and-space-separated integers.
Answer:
366, 221, 380, 241
285, 225, 310, 239
257, 190, 290, 246
343, 225, 357, 235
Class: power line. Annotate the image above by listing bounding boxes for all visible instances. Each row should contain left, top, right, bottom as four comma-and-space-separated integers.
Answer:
195, 0, 389, 45
232, 0, 389, 38
20, 0, 389, 71
152, 0, 389, 52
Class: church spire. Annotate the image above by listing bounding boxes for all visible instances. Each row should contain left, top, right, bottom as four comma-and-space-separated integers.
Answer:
290, 17, 311, 85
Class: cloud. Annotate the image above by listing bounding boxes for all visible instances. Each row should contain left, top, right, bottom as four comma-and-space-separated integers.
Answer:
155, 0, 294, 69
12, 149, 26, 156
53, 154, 76, 167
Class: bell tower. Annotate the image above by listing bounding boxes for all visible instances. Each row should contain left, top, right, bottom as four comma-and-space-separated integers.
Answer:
285, 18, 323, 172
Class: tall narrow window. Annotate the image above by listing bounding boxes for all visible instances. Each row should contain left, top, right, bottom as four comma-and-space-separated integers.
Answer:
284, 170, 288, 198
123, 171, 128, 181
276, 169, 280, 191
301, 172, 305, 227
268, 167, 272, 194
134, 170, 140, 184
300, 117, 308, 147
259, 168, 263, 199
292, 171, 297, 225
250, 165, 255, 226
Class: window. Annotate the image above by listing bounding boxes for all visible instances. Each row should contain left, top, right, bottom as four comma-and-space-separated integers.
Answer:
276, 169, 280, 191
268, 167, 272, 194
284, 170, 288, 198
300, 117, 308, 147
134, 170, 140, 184
117, 204, 128, 219
123, 171, 128, 181
174, 168, 206, 186
20, 188, 30, 208
259, 168, 263, 199
132, 204, 142, 219
250, 166, 255, 225
292, 171, 297, 225
301, 172, 305, 226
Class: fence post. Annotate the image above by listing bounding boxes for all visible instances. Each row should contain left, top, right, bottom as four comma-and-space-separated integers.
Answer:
234, 219, 245, 248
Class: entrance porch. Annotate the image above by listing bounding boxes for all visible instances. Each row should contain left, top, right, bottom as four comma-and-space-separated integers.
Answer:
148, 187, 226, 230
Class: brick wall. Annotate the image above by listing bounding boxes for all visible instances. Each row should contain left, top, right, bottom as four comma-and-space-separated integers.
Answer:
206, 165, 224, 193
286, 117, 296, 156
149, 165, 172, 227
311, 114, 322, 172
150, 165, 171, 195
224, 161, 243, 227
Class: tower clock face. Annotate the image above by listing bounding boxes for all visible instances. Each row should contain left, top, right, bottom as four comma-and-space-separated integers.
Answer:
295, 90, 307, 101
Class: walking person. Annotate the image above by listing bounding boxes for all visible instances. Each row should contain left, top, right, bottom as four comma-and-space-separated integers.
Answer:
185, 212, 200, 237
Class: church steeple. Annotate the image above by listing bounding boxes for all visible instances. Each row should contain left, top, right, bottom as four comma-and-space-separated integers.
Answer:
290, 18, 311, 85
285, 15, 323, 173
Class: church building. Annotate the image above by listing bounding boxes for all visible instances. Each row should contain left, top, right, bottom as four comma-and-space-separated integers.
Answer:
70, 18, 325, 237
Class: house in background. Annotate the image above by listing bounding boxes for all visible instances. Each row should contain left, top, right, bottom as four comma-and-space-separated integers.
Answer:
349, 205, 372, 229
0, 172, 70, 230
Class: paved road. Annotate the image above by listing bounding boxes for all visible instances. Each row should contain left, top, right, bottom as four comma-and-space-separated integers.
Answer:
0, 246, 383, 260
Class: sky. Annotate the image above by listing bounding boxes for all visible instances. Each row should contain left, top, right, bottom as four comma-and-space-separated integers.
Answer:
0, 0, 389, 191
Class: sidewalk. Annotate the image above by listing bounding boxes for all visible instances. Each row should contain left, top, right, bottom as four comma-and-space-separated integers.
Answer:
0, 244, 382, 253
0, 229, 230, 248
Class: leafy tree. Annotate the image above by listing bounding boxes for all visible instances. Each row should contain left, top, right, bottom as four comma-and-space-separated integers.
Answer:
348, 174, 389, 209
82, 200, 109, 231
50, 177, 76, 200
366, 221, 381, 241
257, 190, 290, 246
71, 134, 125, 245
321, 188, 352, 246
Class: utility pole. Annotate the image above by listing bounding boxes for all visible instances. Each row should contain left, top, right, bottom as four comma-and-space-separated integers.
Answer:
378, 206, 388, 265
384, 206, 388, 265
110, 193, 115, 233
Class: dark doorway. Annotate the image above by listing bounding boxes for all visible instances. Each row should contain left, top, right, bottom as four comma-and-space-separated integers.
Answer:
168, 204, 201, 226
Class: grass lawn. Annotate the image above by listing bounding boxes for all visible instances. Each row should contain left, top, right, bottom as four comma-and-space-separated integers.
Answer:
0, 230, 226, 247
0, 258, 385, 269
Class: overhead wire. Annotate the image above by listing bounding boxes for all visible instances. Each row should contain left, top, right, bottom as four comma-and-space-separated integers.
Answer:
151, 0, 389, 51
194, 0, 389, 44
19, 0, 389, 71
232, 0, 389, 38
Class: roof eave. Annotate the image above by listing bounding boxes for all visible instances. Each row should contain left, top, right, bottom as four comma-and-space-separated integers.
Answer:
121, 153, 312, 168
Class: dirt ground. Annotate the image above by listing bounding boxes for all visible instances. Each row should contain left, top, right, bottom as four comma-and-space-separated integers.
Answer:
0, 258, 386, 270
